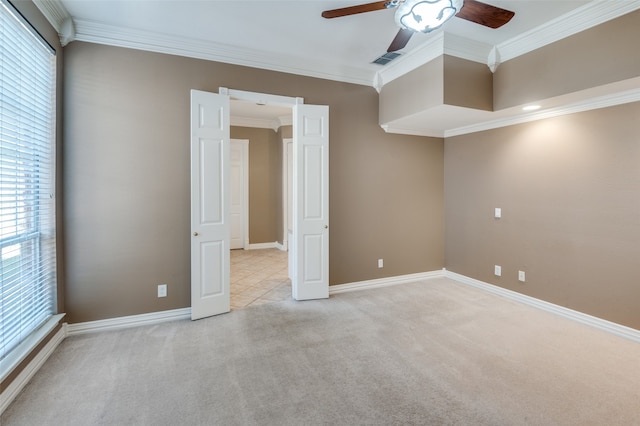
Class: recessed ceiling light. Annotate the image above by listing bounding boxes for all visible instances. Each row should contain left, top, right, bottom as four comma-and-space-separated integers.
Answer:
522, 105, 541, 111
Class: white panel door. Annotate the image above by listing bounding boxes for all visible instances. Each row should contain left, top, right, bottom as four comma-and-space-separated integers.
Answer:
230, 139, 248, 250
292, 104, 329, 300
190, 90, 230, 320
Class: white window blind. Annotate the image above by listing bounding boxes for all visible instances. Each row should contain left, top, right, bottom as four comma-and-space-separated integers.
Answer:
0, 0, 57, 362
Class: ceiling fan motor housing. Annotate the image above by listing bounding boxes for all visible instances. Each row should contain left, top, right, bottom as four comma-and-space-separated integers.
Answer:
395, 0, 464, 33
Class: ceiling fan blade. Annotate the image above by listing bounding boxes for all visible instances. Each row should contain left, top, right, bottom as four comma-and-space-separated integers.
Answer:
455, 0, 515, 29
387, 28, 414, 52
322, 1, 392, 19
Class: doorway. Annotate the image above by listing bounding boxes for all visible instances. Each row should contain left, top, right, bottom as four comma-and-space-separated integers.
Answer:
229, 248, 290, 309
229, 112, 292, 309
190, 88, 329, 320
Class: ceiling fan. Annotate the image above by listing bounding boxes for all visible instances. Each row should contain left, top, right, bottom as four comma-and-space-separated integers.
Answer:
322, 0, 515, 53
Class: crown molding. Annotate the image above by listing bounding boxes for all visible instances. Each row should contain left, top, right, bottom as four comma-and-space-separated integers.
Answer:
374, 33, 445, 91
231, 117, 279, 132
230, 114, 292, 132
32, 0, 75, 46
278, 115, 293, 128
376, 1, 640, 88
496, 0, 640, 64
72, 19, 375, 87
443, 32, 492, 65
445, 87, 640, 137
32, 0, 69, 31
381, 124, 444, 138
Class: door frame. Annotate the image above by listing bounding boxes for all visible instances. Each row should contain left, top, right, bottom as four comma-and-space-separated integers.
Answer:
206, 88, 328, 304
282, 138, 293, 251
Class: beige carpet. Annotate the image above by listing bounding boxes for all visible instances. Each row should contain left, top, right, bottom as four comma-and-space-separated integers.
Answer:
3, 277, 640, 425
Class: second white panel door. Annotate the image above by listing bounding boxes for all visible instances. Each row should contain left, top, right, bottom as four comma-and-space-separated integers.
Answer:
230, 139, 248, 250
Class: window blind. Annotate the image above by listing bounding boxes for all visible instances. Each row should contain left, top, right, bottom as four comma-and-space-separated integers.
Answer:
0, 0, 57, 362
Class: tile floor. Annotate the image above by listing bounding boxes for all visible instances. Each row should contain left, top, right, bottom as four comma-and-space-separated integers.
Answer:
230, 248, 291, 309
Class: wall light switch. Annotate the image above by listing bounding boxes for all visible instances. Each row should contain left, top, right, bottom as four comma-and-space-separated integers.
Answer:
378, 259, 384, 268
494, 265, 502, 276
518, 271, 526, 282
158, 284, 167, 298
494, 208, 502, 218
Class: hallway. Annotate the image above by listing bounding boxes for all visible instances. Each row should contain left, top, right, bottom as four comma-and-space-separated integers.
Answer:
230, 248, 291, 309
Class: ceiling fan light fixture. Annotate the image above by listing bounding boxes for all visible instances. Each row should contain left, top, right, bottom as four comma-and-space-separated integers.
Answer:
395, 0, 463, 33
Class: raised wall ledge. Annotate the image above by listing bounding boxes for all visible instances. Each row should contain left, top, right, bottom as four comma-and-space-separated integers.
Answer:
375, 1, 640, 89
381, 78, 640, 138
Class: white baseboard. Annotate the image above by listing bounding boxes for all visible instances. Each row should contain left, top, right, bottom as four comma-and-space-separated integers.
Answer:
247, 242, 278, 250
0, 322, 66, 414
445, 270, 640, 343
66, 307, 192, 336
275, 241, 286, 251
329, 270, 445, 295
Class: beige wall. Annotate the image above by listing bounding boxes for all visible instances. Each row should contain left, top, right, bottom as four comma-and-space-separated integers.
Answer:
443, 55, 492, 111
230, 126, 281, 244
379, 56, 444, 124
445, 102, 640, 330
494, 10, 640, 110
63, 42, 444, 323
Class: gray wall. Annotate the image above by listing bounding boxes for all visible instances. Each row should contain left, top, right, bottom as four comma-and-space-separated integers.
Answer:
63, 42, 444, 323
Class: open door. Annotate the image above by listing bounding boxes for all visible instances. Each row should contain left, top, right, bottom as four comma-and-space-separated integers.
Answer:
291, 104, 329, 300
190, 90, 231, 320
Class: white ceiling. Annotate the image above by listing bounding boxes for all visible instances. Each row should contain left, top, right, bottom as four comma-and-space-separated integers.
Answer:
57, 0, 591, 85
38, 0, 640, 133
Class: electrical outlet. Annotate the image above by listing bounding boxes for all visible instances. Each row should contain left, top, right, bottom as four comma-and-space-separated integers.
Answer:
158, 284, 167, 298
494, 265, 502, 276
518, 271, 526, 282
494, 208, 502, 218
378, 259, 384, 268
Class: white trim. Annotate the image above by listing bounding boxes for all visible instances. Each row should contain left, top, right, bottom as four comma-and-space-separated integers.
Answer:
247, 242, 278, 250
72, 19, 375, 87
226, 89, 302, 108
445, 86, 640, 138
66, 308, 191, 336
229, 115, 290, 132
375, 33, 445, 91
282, 137, 293, 252
275, 241, 286, 251
381, 124, 444, 138
278, 115, 293, 128
231, 116, 281, 132
443, 32, 492, 66
496, 1, 640, 64
445, 270, 640, 344
32, 0, 75, 45
329, 270, 445, 295
0, 314, 65, 383
0, 320, 66, 414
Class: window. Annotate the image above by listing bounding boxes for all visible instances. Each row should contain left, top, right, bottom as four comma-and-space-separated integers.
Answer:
0, 0, 57, 363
